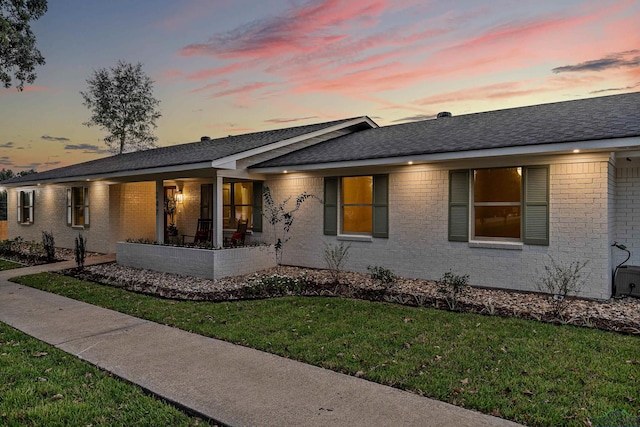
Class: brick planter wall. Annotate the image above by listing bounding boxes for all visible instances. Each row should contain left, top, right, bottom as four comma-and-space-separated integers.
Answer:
116, 242, 276, 280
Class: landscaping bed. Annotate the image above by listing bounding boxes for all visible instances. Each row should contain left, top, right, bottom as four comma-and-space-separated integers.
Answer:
69, 262, 640, 335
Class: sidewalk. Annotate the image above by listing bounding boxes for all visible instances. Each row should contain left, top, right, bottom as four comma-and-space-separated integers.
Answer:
0, 257, 522, 427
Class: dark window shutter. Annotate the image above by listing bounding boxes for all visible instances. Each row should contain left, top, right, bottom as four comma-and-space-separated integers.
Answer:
28, 190, 34, 223
523, 165, 549, 246
449, 170, 469, 242
324, 177, 338, 235
17, 191, 23, 223
252, 181, 263, 232
372, 174, 389, 238
83, 187, 90, 227
66, 188, 72, 226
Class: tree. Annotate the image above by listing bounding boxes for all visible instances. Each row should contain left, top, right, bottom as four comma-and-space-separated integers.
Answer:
0, 0, 48, 90
0, 167, 36, 180
81, 60, 161, 154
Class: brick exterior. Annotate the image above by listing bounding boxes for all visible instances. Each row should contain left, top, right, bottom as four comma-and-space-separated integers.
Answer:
116, 242, 276, 279
3, 153, 628, 300
0, 221, 6, 240
262, 154, 615, 300
7, 182, 111, 253
109, 182, 157, 252
614, 165, 640, 268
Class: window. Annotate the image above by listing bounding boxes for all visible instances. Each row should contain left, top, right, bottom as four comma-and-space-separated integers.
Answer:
449, 166, 549, 245
222, 181, 262, 231
17, 190, 34, 224
324, 175, 388, 238
342, 176, 373, 234
474, 167, 521, 240
67, 187, 90, 227
0, 190, 8, 221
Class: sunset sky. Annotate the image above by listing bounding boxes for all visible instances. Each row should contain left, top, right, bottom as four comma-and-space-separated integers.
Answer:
1, 0, 638, 173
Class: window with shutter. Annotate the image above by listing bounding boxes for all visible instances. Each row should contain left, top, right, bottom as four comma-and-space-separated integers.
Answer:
68, 187, 90, 227
448, 166, 548, 246
324, 175, 388, 238
17, 190, 34, 224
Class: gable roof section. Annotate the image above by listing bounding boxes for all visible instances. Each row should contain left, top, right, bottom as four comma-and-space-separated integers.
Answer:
252, 92, 640, 170
3, 117, 373, 185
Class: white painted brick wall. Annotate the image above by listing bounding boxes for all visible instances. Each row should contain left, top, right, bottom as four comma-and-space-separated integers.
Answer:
116, 242, 276, 279
7, 182, 111, 254
614, 165, 640, 270
264, 158, 613, 300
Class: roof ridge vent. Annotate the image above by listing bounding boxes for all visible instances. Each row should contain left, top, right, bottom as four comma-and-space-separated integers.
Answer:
200, 136, 211, 142
436, 111, 452, 119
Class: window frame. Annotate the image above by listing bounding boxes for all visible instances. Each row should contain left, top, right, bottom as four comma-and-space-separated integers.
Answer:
324, 175, 388, 238
17, 190, 34, 224
448, 166, 549, 246
471, 167, 523, 242
67, 187, 90, 228
222, 180, 261, 231
340, 175, 374, 235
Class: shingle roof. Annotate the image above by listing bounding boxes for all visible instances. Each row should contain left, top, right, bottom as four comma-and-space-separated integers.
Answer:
253, 92, 640, 168
3, 117, 363, 184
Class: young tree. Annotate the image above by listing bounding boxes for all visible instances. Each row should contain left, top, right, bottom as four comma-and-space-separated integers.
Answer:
81, 60, 161, 154
0, 0, 48, 90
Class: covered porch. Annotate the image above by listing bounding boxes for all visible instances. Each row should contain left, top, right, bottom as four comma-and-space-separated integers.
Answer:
109, 169, 265, 249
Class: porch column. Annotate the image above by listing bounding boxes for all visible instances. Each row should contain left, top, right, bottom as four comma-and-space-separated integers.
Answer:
155, 179, 165, 243
212, 175, 224, 247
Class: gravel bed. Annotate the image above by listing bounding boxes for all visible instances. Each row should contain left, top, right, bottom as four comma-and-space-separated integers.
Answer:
74, 262, 640, 335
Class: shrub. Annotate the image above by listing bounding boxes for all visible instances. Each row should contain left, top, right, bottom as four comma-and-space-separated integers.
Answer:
536, 257, 588, 317
247, 274, 309, 297
75, 233, 87, 269
437, 270, 470, 311
41, 231, 55, 263
367, 265, 397, 289
262, 186, 321, 266
323, 242, 351, 283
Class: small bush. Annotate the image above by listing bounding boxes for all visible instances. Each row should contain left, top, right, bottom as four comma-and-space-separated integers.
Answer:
41, 231, 55, 263
75, 233, 87, 269
437, 270, 470, 311
367, 265, 397, 289
247, 274, 309, 297
323, 242, 351, 283
536, 257, 588, 317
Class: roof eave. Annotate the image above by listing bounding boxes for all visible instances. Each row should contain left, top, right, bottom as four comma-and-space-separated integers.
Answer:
1, 161, 215, 187
251, 135, 640, 173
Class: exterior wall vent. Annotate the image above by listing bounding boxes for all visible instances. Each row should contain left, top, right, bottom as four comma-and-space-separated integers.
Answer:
200, 136, 211, 142
437, 112, 452, 119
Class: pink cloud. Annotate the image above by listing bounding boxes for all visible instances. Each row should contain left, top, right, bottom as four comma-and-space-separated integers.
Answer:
264, 116, 319, 124
179, 0, 397, 60
190, 79, 230, 94
209, 82, 271, 98
185, 62, 255, 81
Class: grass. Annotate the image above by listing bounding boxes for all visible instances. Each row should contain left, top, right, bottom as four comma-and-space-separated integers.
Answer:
0, 259, 23, 271
11, 272, 640, 427
0, 322, 211, 426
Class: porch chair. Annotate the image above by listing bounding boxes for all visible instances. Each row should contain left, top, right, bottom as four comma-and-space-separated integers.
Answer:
182, 218, 213, 245
225, 218, 249, 247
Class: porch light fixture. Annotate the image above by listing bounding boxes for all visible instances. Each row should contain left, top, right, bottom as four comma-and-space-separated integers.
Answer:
573, 149, 580, 153
407, 161, 414, 165
174, 190, 183, 204
283, 170, 288, 174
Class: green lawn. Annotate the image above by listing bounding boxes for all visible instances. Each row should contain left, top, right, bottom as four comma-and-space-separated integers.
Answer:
0, 259, 23, 271
0, 322, 211, 426
11, 272, 640, 427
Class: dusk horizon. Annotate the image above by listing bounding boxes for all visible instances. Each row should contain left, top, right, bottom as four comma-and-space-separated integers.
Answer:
1, 0, 638, 173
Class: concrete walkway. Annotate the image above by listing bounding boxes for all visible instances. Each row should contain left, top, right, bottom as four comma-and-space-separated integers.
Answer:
0, 257, 522, 427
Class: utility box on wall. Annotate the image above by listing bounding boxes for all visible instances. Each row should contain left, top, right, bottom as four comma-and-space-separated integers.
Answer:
614, 265, 640, 297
